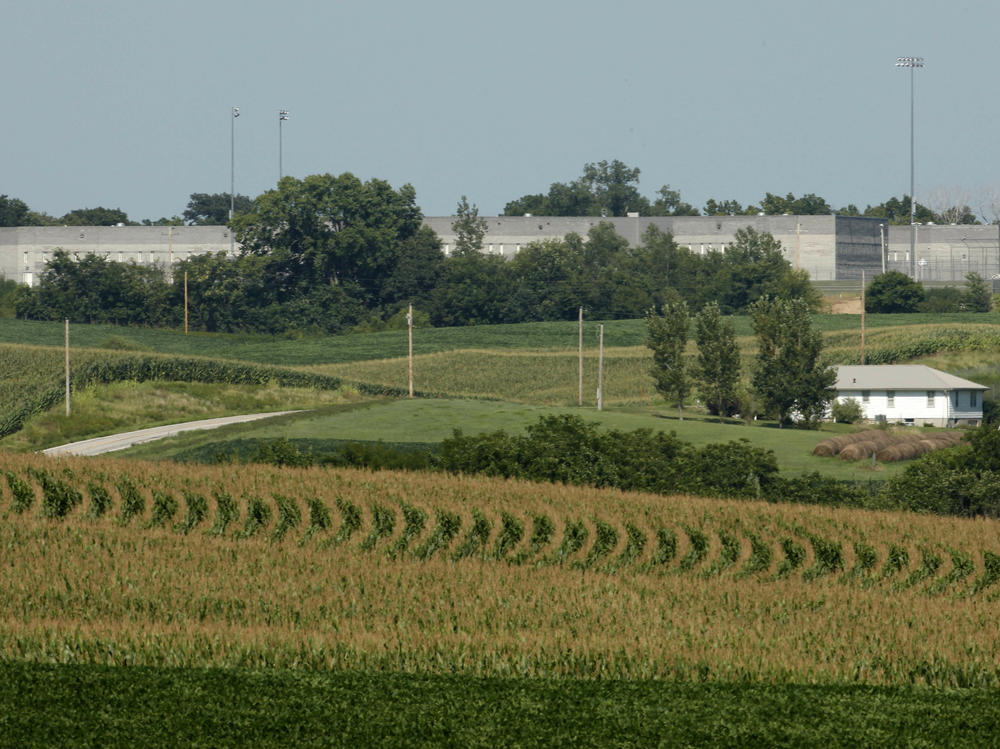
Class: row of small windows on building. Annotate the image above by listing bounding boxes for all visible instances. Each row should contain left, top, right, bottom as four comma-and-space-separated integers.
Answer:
22, 250, 202, 268
847, 390, 977, 408
440, 242, 731, 257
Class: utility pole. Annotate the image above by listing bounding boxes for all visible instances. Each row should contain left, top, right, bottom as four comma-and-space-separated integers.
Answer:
860, 270, 866, 365
184, 271, 189, 335
577, 306, 583, 407
407, 304, 414, 398
597, 324, 604, 411
230, 106, 239, 256
64, 319, 70, 417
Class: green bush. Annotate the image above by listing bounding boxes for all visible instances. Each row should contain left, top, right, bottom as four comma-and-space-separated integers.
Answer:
831, 398, 863, 424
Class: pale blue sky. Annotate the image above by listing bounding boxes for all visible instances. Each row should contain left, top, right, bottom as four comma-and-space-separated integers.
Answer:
5, 0, 999, 221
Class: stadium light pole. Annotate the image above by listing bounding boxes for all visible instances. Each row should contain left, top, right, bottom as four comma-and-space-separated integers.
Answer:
279, 110, 289, 181
896, 56, 923, 279
230, 106, 240, 255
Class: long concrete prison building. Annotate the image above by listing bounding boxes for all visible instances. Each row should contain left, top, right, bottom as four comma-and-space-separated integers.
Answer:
2, 216, 999, 287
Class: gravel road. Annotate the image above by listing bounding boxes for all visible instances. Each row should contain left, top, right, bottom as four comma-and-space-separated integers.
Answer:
41, 411, 304, 457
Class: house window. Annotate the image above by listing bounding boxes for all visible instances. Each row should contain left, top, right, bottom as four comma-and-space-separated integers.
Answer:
861, 390, 870, 403
927, 391, 935, 408
953, 391, 959, 407
971, 391, 978, 408
887, 390, 895, 408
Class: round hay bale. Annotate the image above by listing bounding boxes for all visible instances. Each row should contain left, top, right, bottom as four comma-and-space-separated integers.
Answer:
839, 443, 874, 461
812, 442, 837, 457
878, 445, 903, 462
867, 432, 898, 449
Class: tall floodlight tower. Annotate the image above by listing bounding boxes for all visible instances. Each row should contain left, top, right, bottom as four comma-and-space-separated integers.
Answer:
230, 106, 240, 255
896, 56, 924, 279
279, 110, 289, 181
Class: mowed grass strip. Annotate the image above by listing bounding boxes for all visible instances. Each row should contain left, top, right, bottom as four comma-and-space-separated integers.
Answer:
3, 663, 999, 748
117, 397, 909, 480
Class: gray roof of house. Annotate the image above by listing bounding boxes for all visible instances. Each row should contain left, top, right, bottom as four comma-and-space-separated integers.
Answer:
835, 365, 989, 391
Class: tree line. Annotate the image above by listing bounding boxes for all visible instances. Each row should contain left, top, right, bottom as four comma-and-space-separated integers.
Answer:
647, 296, 834, 427
11, 173, 819, 334
4, 158, 994, 229
864, 271, 994, 313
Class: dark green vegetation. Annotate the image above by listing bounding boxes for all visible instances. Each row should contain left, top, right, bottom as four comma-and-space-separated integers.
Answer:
3, 663, 999, 748
866, 270, 994, 313
13, 174, 821, 335
437, 415, 1000, 518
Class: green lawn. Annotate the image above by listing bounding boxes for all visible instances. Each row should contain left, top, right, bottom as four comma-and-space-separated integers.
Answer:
2, 662, 997, 748
121, 398, 908, 480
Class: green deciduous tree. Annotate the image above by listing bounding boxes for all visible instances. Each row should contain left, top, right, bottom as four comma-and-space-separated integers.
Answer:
0, 195, 31, 226
864, 271, 925, 313
710, 227, 821, 313
695, 302, 741, 418
749, 296, 835, 427
502, 160, 696, 218
183, 193, 253, 225
646, 296, 690, 420
232, 173, 422, 308
452, 196, 488, 257
59, 206, 131, 226
759, 192, 832, 215
962, 272, 993, 312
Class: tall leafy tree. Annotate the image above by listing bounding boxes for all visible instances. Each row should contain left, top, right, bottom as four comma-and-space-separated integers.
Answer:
695, 302, 741, 418
646, 295, 690, 420
452, 196, 488, 257
864, 271, 924, 313
712, 227, 820, 313
759, 192, 832, 215
183, 193, 253, 225
59, 206, 130, 226
0, 195, 31, 226
962, 271, 993, 312
232, 173, 422, 308
749, 296, 835, 427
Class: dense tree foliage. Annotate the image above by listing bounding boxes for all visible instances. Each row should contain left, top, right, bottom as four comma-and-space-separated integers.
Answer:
13, 250, 174, 326
694, 302, 741, 418
864, 271, 925, 313
440, 415, 781, 499
183, 193, 253, 225
0, 195, 32, 226
14, 170, 822, 334
749, 297, 835, 427
882, 425, 1000, 517
646, 297, 690, 419
503, 160, 697, 218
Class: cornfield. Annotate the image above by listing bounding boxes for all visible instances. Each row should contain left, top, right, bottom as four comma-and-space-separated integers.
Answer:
1, 452, 998, 686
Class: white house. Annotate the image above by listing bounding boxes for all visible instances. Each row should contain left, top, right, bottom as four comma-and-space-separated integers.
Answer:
833, 365, 989, 427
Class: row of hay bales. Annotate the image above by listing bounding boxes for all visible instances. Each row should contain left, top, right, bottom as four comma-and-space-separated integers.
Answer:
812, 429, 964, 462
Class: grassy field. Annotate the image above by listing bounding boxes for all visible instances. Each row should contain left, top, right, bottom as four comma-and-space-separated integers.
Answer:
2, 454, 998, 685
118, 397, 911, 481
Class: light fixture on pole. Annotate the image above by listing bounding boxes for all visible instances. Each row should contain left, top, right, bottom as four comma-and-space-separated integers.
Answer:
896, 56, 923, 280
230, 106, 240, 255
279, 110, 289, 181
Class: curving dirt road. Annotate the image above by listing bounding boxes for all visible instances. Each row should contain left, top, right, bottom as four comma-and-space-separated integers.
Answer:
41, 411, 304, 457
